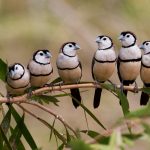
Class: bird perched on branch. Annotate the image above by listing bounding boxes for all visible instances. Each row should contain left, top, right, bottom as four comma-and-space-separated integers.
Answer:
117, 31, 142, 96
28, 50, 53, 87
92, 35, 116, 108
140, 41, 150, 105
56, 42, 82, 108
6, 63, 30, 95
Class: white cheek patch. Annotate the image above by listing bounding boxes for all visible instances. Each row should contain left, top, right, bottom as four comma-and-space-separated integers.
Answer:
63, 48, 76, 57
35, 55, 50, 64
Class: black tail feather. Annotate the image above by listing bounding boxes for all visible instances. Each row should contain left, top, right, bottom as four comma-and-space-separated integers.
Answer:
140, 92, 149, 105
93, 88, 102, 109
70, 88, 81, 108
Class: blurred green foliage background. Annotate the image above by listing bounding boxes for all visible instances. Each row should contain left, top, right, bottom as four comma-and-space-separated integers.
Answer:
0, 0, 150, 149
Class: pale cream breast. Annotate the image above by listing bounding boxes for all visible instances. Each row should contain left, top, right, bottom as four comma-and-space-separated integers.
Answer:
140, 67, 150, 83
93, 62, 115, 82
6, 84, 30, 95
7, 77, 29, 89
119, 62, 141, 80
30, 74, 52, 87
58, 67, 81, 83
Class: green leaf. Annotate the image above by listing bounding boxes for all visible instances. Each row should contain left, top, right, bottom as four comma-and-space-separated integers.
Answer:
0, 126, 12, 150
57, 143, 64, 150
116, 90, 130, 116
54, 131, 59, 148
9, 114, 24, 150
143, 123, 150, 137
122, 134, 140, 147
10, 126, 25, 150
81, 130, 110, 144
81, 130, 99, 138
0, 58, 7, 82
126, 105, 150, 118
54, 93, 72, 98
99, 137, 110, 145
81, 104, 106, 130
123, 133, 142, 140
101, 83, 115, 92
65, 127, 71, 143
122, 137, 134, 146
121, 133, 142, 147
109, 132, 117, 147
49, 118, 56, 141
102, 83, 130, 116
141, 87, 150, 94
31, 95, 59, 106
85, 109, 106, 130
51, 77, 62, 84
71, 95, 106, 130
90, 144, 111, 150
1, 108, 11, 134
11, 106, 38, 149
37, 117, 67, 144
69, 139, 92, 150
0, 125, 3, 149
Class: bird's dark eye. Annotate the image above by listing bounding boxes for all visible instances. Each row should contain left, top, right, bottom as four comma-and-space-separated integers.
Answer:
40, 53, 43, 56
69, 44, 72, 47
15, 66, 18, 70
146, 43, 149, 46
126, 35, 130, 38
103, 38, 106, 41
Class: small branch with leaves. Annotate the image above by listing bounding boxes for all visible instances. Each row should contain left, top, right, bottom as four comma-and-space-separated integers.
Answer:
0, 82, 143, 103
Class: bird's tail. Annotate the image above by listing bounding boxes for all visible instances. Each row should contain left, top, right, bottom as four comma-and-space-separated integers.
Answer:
140, 91, 149, 105
93, 88, 102, 109
70, 88, 81, 108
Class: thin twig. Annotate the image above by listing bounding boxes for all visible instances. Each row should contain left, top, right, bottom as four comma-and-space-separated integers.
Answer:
86, 118, 146, 144
16, 103, 68, 144
0, 82, 143, 103
22, 101, 78, 137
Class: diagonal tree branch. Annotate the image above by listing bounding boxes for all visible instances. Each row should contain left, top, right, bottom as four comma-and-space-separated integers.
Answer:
22, 101, 78, 137
16, 104, 68, 144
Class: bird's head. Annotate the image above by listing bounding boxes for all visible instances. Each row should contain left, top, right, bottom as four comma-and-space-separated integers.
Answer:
96, 35, 113, 50
33, 50, 52, 64
8, 63, 25, 79
61, 42, 80, 57
119, 31, 136, 47
140, 41, 150, 54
